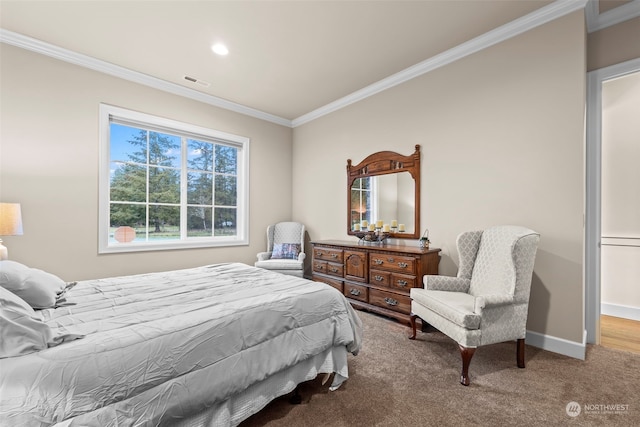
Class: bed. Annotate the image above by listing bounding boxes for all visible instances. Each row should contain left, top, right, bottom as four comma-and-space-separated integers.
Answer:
0, 261, 362, 426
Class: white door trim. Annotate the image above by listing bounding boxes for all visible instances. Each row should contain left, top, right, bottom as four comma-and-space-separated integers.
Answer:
585, 57, 640, 344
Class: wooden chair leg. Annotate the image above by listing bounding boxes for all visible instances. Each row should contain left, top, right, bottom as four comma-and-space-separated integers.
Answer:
517, 338, 525, 368
459, 345, 476, 386
409, 314, 418, 340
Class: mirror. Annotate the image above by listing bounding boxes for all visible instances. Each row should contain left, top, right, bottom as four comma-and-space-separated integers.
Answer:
347, 145, 421, 239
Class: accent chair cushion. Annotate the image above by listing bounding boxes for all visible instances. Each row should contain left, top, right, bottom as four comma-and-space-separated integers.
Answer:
410, 288, 481, 330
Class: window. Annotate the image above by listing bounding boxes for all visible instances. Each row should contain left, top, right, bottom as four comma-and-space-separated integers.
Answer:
99, 104, 249, 253
350, 176, 377, 227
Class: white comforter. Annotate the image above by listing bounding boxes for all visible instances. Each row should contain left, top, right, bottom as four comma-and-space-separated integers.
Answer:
0, 263, 362, 426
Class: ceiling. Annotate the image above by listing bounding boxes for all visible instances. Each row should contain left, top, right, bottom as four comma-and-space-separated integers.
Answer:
1, 1, 559, 123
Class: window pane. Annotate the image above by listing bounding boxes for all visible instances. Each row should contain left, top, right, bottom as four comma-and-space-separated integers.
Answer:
187, 206, 212, 237
361, 177, 370, 190
214, 208, 236, 236
215, 145, 237, 174
109, 204, 146, 243
110, 163, 147, 203
350, 182, 372, 226
362, 190, 372, 222
149, 166, 180, 203
214, 175, 237, 206
147, 205, 180, 239
110, 124, 147, 164
187, 172, 213, 205
188, 139, 213, 172
148, 131, 181, 168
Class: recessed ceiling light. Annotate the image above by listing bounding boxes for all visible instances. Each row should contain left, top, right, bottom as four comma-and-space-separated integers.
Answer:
211, 43, 229, 56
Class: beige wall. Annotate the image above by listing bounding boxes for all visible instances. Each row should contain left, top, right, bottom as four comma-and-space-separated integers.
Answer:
588, 16, 640, 71
293, 11, 586, 343
0, 44, 293, 280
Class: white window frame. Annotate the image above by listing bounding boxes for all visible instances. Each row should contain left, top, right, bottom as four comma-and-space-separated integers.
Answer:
98, 104, 250, 254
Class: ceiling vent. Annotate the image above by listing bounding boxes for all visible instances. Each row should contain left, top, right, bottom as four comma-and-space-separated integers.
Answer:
183, 75, 210, 87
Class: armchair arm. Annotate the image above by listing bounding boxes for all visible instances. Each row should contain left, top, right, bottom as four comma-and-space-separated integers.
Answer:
256, 251, 272, 261
423, 275, 471, 292
474, 294, 514, 313
297, 252, 306, 262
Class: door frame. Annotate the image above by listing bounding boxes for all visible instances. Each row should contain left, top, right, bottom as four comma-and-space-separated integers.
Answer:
585, 57, 640, 344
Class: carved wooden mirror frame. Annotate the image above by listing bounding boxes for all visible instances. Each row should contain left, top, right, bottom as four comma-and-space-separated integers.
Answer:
347, 145, 421, 239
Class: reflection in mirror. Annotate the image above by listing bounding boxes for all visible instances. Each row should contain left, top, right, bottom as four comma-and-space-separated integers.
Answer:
347, 145, 421, 239
350, 173, 415, 235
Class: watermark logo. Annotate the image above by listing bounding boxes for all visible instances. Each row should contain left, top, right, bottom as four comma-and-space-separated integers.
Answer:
566, 401, 630, 417
566, 401, 581, 417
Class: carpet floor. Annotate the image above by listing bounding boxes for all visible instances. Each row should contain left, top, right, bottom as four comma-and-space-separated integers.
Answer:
241, 310, 640, 426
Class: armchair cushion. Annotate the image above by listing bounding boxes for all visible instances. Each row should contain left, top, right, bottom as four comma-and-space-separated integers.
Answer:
410, 288, 481, 330
271, 243, 301, 260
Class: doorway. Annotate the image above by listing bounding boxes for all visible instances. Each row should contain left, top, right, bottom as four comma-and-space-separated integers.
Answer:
585, 58, 640, 349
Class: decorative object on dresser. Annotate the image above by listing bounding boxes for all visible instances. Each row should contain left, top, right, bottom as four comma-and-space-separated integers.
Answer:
409, 225, 540, 386
255, 221, 306, 277
419, 228, 430, 249
347, 145, 421, 240
312, 240, 440, 324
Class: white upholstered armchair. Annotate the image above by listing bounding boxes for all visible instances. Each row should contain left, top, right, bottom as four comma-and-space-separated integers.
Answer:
409, 225, 540, 385
254, 222, 306, 277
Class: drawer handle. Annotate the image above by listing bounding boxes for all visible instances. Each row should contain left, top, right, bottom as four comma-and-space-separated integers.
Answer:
384, 297, 398, 306
330, 253, 338, 258
329, 267, 339, 273
398, 262, 408, 268
374, 275, 384, 282
397, 280, 408, 287
374, 259, 384, 265
350, 289, 361, 296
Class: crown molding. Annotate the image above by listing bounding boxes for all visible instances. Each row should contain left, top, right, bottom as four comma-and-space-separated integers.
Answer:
586, 0, 640, 33
1, 0, 592, 129
0, 29, 293, 128
291, 0, 588, 127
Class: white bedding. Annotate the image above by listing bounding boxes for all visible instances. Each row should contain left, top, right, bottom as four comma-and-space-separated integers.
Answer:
0, 263, 362, 426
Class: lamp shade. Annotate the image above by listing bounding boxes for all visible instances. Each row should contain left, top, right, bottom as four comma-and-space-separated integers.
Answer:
0, 203, 24, 236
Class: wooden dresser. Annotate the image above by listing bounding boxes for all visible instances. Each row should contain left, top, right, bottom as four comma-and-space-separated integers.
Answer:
311, 240, 440, 324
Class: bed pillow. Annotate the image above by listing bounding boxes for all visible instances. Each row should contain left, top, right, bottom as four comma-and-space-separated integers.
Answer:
0, 286, 53, 358
271, 243, 301, 260
0, 260, 66, 309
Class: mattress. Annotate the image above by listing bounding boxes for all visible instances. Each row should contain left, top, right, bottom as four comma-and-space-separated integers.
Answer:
0, 262, 362, 426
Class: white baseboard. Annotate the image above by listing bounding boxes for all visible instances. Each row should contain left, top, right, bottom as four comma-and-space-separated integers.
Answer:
601, 303, 640, 321
525, 329, 586, 360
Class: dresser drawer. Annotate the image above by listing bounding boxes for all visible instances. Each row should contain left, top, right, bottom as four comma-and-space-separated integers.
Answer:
313, 275, 344, 293
313, 260, 327, 274
369, 288, 411, 314
369, 269, 391, 287
314, 247, 344, 263
344, 282, 368, 303
313, 260, 343, 278
369, 253, 416, 274
326, 262, 343, 277
390, 273, 417, 291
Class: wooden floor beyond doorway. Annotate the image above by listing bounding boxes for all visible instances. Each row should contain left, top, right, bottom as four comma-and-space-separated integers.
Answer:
600, 315, 640, 355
